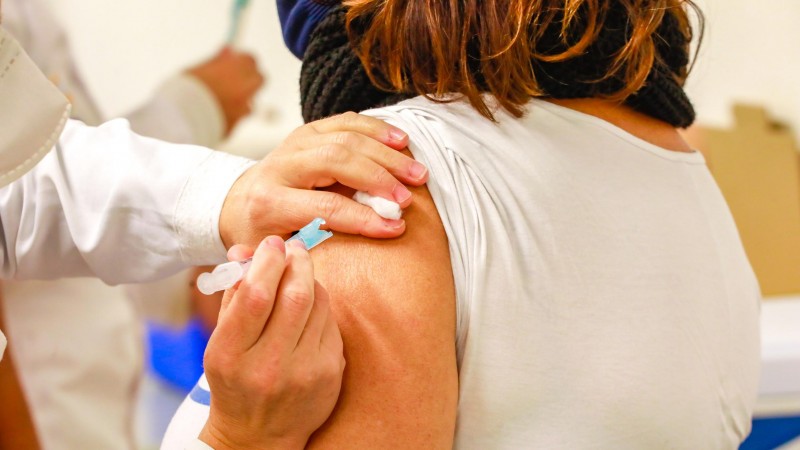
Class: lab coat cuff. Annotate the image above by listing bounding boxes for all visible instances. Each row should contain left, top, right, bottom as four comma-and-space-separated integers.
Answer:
158, 75, 226, 148
185, 438, 214, 450
175, 151, 256, 266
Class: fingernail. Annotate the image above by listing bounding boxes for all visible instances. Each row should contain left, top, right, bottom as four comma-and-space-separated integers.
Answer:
264, 236, 285, 253
287, 239, 307, 250
409, 161, 427, 181
388, 128, 407, 142
392, 184, 412, 204
383, 218, 405, 230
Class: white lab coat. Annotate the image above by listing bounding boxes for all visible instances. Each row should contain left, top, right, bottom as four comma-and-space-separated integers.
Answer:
1, 120, 252, 450
0, 25, 71, 362
0, 8, 252, 449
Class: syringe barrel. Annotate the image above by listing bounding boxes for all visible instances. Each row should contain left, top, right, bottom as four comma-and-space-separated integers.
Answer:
197, 259, 251, 295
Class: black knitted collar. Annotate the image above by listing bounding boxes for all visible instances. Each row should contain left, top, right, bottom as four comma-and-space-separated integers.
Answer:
300, 6, 695, 128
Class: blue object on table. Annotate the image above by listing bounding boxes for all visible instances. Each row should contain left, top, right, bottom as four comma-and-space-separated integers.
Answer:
740, 416, 800, 450
146, 317, 211, 394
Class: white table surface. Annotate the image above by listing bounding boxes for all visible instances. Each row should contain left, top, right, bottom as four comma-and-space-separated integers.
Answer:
755, 295, 800, 417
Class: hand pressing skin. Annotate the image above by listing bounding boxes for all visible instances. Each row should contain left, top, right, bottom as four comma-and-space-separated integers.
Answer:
219, 112, 429, 248
200, 238, 344, 450
188, 47, 265, 134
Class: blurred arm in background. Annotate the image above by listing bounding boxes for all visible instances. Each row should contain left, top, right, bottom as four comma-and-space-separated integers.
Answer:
0, 287, 41, 450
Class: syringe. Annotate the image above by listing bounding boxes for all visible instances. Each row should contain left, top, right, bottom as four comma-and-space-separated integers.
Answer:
197, 218, 333, 295
227, 0, 252, 46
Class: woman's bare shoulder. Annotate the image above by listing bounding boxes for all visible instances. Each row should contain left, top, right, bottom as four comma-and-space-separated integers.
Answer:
307, 181, 458, 449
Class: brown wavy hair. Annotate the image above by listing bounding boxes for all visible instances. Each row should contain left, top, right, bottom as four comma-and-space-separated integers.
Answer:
344, 0, 703, 120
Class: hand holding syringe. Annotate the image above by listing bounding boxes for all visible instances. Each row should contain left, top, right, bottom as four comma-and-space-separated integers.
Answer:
197, 218, 333, 295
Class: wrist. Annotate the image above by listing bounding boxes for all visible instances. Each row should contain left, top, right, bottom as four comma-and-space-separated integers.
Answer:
198, 424, 237, 450
218, 190, 237, 250
218, 164, 256, 249
199, 419, 308, 450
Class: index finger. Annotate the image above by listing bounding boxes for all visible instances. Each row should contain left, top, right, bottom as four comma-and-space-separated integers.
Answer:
227, 244, 255, 262
214, 236, 287, 352
260, 240, 316, 351
302, 112, 409, 150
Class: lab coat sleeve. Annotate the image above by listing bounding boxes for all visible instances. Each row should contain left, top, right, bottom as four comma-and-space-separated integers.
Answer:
0, 119, 255, 285
125, 74, 227, 149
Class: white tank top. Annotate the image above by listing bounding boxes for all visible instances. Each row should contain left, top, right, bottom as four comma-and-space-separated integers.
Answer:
365, 97, 761, 449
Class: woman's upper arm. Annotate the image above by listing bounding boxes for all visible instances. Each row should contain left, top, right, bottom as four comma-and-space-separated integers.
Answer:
307, 182, 458, 449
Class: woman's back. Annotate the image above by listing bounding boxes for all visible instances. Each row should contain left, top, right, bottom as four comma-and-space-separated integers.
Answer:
296, 1, 760, 446
307, 95, 760, 449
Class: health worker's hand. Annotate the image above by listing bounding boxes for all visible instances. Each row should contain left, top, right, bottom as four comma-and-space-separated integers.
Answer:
188, 47, 265, 134
199, 238, 344, 450
219, 112, 428, 248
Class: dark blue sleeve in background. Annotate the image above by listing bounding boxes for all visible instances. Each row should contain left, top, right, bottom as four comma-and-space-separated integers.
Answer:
277, 0, 339, 59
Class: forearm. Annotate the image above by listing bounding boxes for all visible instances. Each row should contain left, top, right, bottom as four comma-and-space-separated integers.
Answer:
0, 119, 254, 284
0, 293, 41, 450
125, 75, 226, 148
0, 348, 39, 449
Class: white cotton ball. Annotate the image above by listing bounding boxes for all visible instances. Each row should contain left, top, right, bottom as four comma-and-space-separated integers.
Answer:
353, 191, 402, 220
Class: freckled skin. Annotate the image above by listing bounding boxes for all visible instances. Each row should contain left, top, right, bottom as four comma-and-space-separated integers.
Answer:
306, 179, 458, 449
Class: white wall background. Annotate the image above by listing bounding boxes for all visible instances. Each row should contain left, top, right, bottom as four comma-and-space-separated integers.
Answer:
40, 0, 800, 147
686, 0, 800, 137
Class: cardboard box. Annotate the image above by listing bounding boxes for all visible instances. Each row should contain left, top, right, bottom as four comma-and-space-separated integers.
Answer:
689, 105, 800, 296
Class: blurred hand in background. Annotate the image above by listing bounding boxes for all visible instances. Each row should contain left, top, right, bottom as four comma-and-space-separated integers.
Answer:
188, 47, 265, 135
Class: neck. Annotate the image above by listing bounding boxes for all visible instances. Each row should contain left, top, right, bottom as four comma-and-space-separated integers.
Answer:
546, 98, 693, 153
